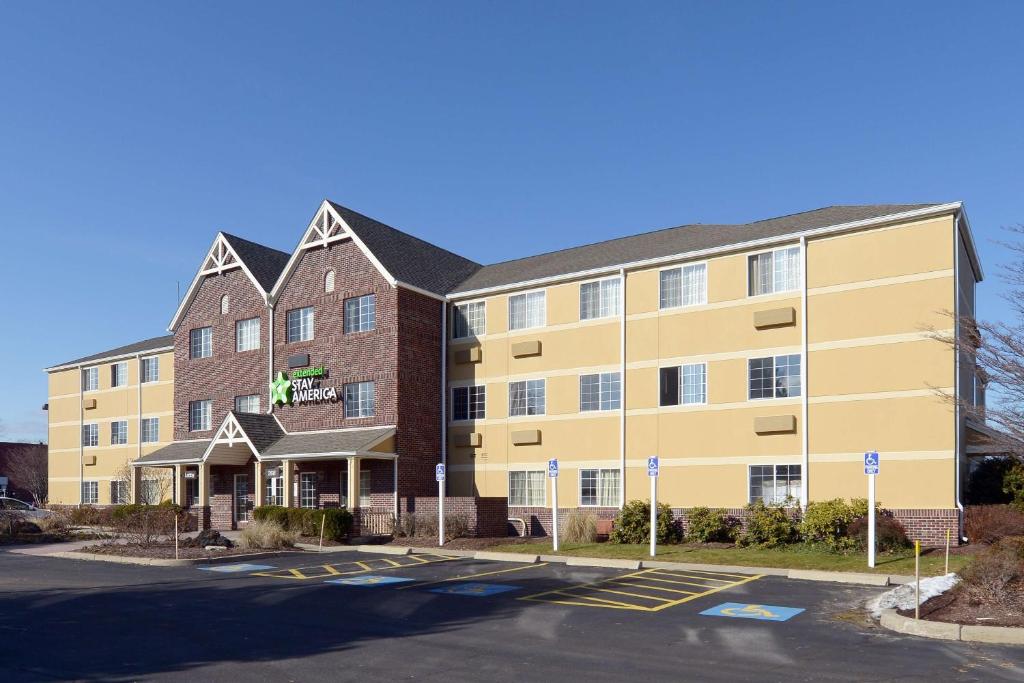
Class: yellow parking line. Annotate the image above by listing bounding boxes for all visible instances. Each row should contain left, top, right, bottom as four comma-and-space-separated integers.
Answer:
607, 580, 699, 595
648, 574, 764, 612
289, 569, 305, 578
548, 590, 639, 609
381, 558, 403, 567
395, 561, 549, 590
321, 565, 342, 576
591, 587, 673, 603
629, 575, 722, 589
644, 570, 734, 583
251, 553, 463, 580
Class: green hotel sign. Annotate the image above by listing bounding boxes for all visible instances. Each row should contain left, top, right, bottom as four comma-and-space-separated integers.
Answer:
271, 367, 337, 406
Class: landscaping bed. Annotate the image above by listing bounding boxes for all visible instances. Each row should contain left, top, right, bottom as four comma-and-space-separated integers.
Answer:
390, 535, 537, 551
906, 587, 1024, 628
0, 531, 105, 546
75, 543, 297, 560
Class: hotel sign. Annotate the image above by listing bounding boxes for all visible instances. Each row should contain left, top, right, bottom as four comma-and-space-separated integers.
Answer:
271, 367, 338, 406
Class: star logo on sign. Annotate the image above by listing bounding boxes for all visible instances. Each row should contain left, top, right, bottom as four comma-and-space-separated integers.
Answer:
270, 372, 292, 406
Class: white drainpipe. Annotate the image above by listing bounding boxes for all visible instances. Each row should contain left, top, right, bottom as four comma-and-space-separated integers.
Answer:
619, 267, 626, 510
800, 236, 809, 510
954, 214, 965, 539
267, 304, 275, 414
440, 300, 447, 471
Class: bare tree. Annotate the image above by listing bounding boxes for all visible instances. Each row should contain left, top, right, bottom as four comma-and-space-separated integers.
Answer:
111, 459, 173, 504
4, 443, 48, 506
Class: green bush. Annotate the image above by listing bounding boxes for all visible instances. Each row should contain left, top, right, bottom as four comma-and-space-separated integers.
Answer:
847, 515, 910, 553
316, 509, 353, 541
1004, 461, 1024, 512
799, 498, 872, 552
738, 500, 798, 548
253, 505, 289, 528
609, 500, 682, 545
686, 507, 736, 543
562, 511, 598, 544
251, 506, 353, 541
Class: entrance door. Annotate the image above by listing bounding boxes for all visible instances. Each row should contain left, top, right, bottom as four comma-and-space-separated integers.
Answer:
234, 474, 251, 524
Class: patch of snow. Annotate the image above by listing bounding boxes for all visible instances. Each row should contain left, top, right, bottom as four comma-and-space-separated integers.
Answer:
868, 573, 959, 618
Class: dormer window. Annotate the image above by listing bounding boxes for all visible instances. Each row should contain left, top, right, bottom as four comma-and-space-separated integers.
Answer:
221, 294, 230, 315
325, 270, 336, 293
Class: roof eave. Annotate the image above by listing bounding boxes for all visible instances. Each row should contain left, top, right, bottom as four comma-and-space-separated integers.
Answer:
44, 344, 174, 373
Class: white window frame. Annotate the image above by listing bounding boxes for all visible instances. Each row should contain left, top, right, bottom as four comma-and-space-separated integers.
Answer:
659, 261, 708, 309
235, 317, 261, 352
579, 276, 622, 321
659, 363, 708, 406
579, 468, 621, 507
508, 379, 546, 417
234, 394, 260, 414
344, 381, 375, 418
111, 480, 130, 505
343, 294, 376, 334
110, 420, 128, 445
747, 464, 802, 505
190, 327, 212, 359
325, 269, 335, 293
111, 362, 128, 388
579, 372, 622, 412
189, 399, 212, 432
452, 300, 486, 339
220, 294, 230, 315
81, 480, 99, 505
508, 290, 546, 331
359, 467, 372, 508
747, 354, 802, 401
82, 367, 99, 392
508, 470, 546, 507
286, 306, 314, 343
82, 423, 98, 447
141, 417, 160, 444
747, 246, 801, 297
299, 472, 317, 509
141, 356, 160, 383
451, 385, 486, 422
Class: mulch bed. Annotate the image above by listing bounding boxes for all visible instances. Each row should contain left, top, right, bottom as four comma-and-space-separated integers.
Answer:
902, 584, 1024, 628
388, 536, 538, 551
75, 543, 298, 560
296, 536, 347, 547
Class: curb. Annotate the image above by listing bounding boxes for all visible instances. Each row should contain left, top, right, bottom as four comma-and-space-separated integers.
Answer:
49, 550, 298, 567
294, 544, 358, 554
641, 560, 787, 577
565, 557, 641, 570
358, 545, 410, 556
789, 569, 890, 586
474, 551, 539, 563
879, 609, 1024, 645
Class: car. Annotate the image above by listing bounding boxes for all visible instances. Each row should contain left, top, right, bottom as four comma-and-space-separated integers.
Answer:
0, 496, 52, 519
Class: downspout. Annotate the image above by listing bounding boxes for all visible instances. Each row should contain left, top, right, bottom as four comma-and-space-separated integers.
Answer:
267, 304, 275, 414
440, 299, 447, 490
619, 267, 626, 510
954, 214, 965, 540
800, 236, 809, 510
79, 363, 84, 506
137, 353, 143, 504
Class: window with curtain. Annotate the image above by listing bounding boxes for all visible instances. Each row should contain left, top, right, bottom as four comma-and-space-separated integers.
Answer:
508, 291, 546, 330
141, 356, 160, 383
579, 277, 621, 320
286, 307, 314, 342
452, 385, 486, 421
660, 263, 707, 309
235, 317, 260, 352
190, 327, 212, 358
748, 354, 801, 399
111, 362, 127, 388
141, 417, 160, 443
343, 294, 376, 333
509, 471, 545, 506
579, 372, 621, 411
359, 468, 372, 507
453, 301, 486, 338
344, 381, 375, 418
659, 363, 707, 406
509, 379, 545, 416
748, 464, 802, 504
82, 367, 99, 391
580, 468, 620, 507
748, 247, 800, 296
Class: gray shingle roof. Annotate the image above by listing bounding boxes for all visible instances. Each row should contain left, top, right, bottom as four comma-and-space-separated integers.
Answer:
328, 201, 481, 296
48, 334, 174, 370
261, 427, 395, 458
449, 204, 943, 294
231, 412, 286, 453
221, 232, 291, 293
133, 440, 209, 465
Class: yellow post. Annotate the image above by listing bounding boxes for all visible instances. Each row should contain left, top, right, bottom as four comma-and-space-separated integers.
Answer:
174, 513, 179, 561
914, 540, 921, 620
944, 528, 950, 575
319, 513, 326, 553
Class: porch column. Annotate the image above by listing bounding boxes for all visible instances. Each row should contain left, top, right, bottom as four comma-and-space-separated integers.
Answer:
281, 460, 294, 507
347, 456, 360, 510
174, 465, 188, 506
130, 465, 143, 504
393, 459, 399, 520
254, 460, 265, 507
197, 461, 210, 507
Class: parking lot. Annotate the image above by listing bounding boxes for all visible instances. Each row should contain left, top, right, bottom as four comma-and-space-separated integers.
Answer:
1, 549, 1021, 682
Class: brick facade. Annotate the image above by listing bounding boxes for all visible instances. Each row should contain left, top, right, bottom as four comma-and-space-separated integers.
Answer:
404, 496, 509, 537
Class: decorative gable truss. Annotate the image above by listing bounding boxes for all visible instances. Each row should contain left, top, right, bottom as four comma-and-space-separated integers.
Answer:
270, 200, 398, 301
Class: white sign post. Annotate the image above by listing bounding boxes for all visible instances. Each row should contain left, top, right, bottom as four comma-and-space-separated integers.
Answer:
647, 456, 659, 558
864, 451, 879, 568
548, 459, 559, 552
436, 463, 446, 548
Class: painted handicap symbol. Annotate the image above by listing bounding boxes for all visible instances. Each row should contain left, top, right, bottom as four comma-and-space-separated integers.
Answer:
700, 602, 804, 622
199, 563, 276, 573
326, 575, 414, 587
429, 582, 520, 597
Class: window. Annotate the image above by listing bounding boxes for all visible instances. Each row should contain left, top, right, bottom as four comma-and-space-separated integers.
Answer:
220, 294, 230, 315
659, 363, 707, 406
235, 394, 260, 414
749, 464, 802, 504
141, 356, 159, 383
453, 301, 486, 339
748, 246, 800, 296
111, 481, 130, 505
190, 327, 212, 359
141, 417, 160, 443
110, 420, 128, 445
81, 481, 98, 505
509, 379, 545, 416
508, 291, 546, 330
344, 381, 375, 418
748, 354, 801, 400
509, 471, 545, 507
265, 468, 284, 507
141, 479, 161, 505
235, 317, 260, 352
82, 423, 98, 447
580, 468, 620, 507
82, 367, 98, 392
580, 372, 621, 411
580, 277, 621, 320
325, 270, 335, 293
452, 385, 486, 421
359, 468, 371, 508
111, 362, 128, 388
189, 400, 212, 431
344, 294, 376, 333
286, 307, 314, 342
300, 472, 317, 508
340, 467, 349, 508
660, 263, 707, 309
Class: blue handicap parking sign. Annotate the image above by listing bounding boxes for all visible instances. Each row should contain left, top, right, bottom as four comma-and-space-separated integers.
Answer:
198, 563, 276, 573
700, 602, 804, 622
647, 456, 659, 477
864, 451, 879, 475
548, 459, 559, 478
326, 575, 414, 587
429, 582, 520, 597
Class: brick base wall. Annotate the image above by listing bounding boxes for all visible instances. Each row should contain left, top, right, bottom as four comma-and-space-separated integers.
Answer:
402, 496, 508, 537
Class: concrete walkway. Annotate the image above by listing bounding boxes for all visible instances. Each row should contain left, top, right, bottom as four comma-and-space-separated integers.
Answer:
6, 528, 242, 557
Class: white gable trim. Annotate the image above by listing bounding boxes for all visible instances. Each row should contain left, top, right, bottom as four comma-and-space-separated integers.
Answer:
168, 233, 272, 332
200, 411, 261, 462
269, 201, 397, 303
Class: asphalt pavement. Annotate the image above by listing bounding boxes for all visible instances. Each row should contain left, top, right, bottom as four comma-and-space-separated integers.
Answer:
0, 549, 1020, 681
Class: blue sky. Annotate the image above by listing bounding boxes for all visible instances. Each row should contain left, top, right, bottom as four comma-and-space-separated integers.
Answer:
1, 2, 1022, 442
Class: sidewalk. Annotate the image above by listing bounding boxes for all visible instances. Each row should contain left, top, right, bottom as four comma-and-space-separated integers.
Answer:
5, 529, 243, 558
